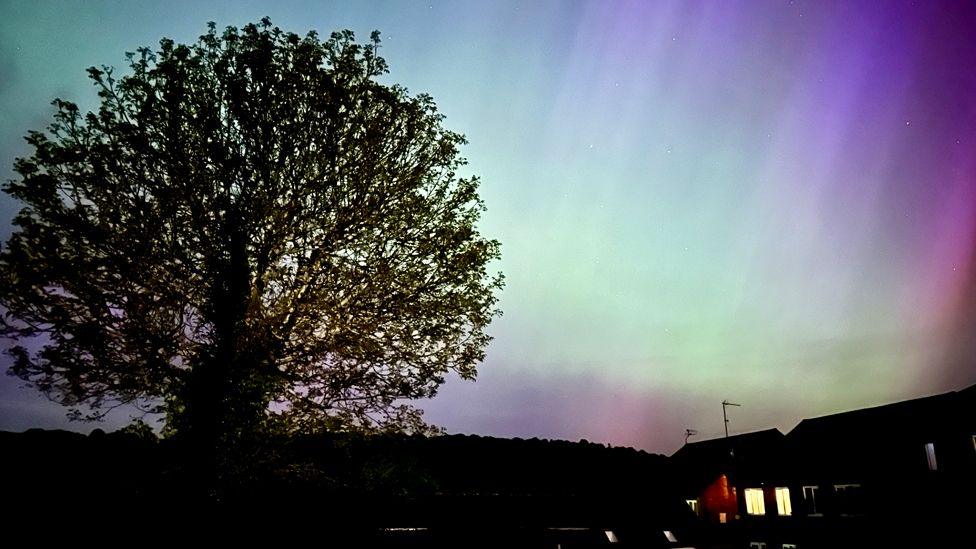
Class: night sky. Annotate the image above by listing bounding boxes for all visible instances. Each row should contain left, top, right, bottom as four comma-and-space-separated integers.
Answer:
1, 0, 975, 454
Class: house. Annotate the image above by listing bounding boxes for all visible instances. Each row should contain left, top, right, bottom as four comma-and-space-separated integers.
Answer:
671, 384, 976, 548
672, 429, 787, 524
784, 383, 976, 521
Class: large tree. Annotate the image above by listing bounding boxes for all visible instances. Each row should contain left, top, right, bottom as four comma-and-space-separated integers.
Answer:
0, 19, 502, 458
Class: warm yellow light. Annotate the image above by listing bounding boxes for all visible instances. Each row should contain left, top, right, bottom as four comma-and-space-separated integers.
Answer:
744, 488, 765, 515
775, 487, 792, 516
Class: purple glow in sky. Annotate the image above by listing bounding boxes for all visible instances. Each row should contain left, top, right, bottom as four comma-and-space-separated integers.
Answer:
1, 1, 975, 453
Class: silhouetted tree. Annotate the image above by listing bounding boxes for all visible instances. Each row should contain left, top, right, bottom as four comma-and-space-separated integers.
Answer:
0, 19, 502, 484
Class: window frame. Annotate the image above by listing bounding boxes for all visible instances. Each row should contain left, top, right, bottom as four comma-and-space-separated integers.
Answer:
833, 483, 864, 517
802, 485, 820, 516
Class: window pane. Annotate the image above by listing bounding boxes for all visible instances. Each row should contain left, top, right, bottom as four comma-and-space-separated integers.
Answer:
775, 487, 792, 516
745, 488, 765, 515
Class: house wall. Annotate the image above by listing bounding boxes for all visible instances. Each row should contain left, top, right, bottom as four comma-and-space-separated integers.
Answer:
701, 473, 738, 523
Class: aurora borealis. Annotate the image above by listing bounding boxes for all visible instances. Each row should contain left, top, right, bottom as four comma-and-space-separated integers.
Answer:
1, 1, 975, 453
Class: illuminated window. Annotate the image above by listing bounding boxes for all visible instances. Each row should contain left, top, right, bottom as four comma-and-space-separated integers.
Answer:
745, 488, 765, 515
749, 543, 766, 549
604, 530, 618, 543
775, 487, 792, 516
783, 545, 797, 549
925, 442, 938, 471
663, 530, 678, 543
685, 499, 700, 515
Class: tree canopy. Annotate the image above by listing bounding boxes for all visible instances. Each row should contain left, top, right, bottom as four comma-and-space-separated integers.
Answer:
0, 19, 502, 452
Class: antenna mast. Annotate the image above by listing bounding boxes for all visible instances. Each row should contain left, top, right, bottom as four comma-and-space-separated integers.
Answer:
722, 400, 741, 438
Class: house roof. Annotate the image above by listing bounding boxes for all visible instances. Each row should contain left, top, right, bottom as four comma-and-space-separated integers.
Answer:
672, 429, 785, 462
671, 429, 787, 489
670, 383, 976, 491
787, 384, 976, 444
779, 384, 976, 479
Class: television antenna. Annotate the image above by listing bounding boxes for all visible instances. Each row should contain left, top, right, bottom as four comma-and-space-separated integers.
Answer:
722, 400, 741, 438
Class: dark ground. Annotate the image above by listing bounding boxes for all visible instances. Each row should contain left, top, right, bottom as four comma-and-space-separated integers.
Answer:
3, 428, 969, 548
0, 428, 697, 547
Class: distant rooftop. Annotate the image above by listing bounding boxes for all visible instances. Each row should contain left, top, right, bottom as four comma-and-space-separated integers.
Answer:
671, 428, 784, 461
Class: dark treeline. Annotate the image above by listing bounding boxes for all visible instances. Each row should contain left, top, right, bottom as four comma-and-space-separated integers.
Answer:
1, 428, 675, 505
1, 427, 696, 546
